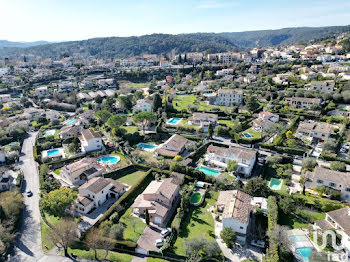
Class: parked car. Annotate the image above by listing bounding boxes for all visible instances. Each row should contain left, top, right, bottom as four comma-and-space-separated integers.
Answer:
160, 228, 171, 238
26, 190, 33, 197
251, 240, 266, 248
155, 239, 165, 248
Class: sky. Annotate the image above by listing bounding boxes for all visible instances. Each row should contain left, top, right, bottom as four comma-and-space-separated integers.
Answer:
0, 0, 350, 42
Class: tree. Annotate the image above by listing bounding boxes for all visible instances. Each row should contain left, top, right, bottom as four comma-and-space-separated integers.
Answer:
330, 161, 346, 172
322, 138, 337, 152
302, 157, 317, 171
95, 95, 103, 104
49, 218, 78, 257
245, 96, 259, 112
40, 188, 77, 217
265, 154, 283, 165
118, 95, 133, 110
106, 115, 126, 129
278, 196, 295, 214
153, 93, 162, 112
220, 227, 236, 248
133, 112, 156, 133
95, 110, 111, 124
109, 223, 124, 240
86, 227, 115, 260
227, 160, 238, 172
145, 209, 150, 225
174, 155, 182, 162
208, 123, 214, 139
185, 239, 205, 258
243, 176, 270, 197
286, 130, 293, 139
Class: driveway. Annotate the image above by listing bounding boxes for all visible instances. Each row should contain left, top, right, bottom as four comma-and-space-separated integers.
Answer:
136, 224, 163, 253
10, 132, 70, 262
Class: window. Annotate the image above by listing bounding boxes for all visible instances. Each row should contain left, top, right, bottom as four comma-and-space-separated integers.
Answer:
329, 182, 336, 187
345, 195, 349, 199
346, 188, 350, 192
317, 179, 324, 184
240, 226, 244, 229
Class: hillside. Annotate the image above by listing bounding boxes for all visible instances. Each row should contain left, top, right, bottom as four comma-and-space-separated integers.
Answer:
0, 34, 237, 59
219, 25, 350, 47
0, 40, 50, 49
1, 25, 350, 59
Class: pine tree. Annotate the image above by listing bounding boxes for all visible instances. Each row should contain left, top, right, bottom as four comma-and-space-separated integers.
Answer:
145, 209, 150, 225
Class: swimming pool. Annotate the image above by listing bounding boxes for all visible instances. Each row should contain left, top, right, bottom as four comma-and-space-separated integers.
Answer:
190, 192, 204, 206
137, 143, 157, 151
243, 132, 253, 138
98, 155, 120, 165
167, 118, 182, 125
297, 248, 313, 261
203, 93, 212, 97
197, 166, 220, 177
269, 178, 283, 190
44, 130, 56, 137
47, 149, 60, 157
65, 119, 76, 125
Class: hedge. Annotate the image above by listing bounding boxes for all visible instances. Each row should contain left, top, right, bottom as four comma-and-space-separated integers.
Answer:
95, 168, 153, 226
320, 153, 350, 165
259, 143, 306, 156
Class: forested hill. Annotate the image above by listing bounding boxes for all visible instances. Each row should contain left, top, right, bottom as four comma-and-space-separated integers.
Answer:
0, 40, 50, 49
1, 25, 350, 59
0, 33, 237, 59
219, 25, 350, 48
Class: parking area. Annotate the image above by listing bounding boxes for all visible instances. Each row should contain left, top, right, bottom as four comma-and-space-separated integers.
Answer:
136, 224, 163, 254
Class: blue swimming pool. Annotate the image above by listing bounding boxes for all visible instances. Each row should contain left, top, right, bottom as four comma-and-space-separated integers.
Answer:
98, 155, 120, 165
167, 118, 182, 125
203, 93, 212, 97
243, 132, 253, 138
44, 130, 56, 137
197, 166, 220, 177
137, 143, 157, 150
47, 149, 60, 157
297, 248, 313, 261
65, 119, 76, 125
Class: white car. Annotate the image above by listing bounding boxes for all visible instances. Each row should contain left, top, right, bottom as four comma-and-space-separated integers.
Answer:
160, 228, 171, 238
155, 239, 165, 248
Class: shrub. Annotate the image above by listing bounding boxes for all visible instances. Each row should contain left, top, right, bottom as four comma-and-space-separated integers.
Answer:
220, 228, 236, 248
330, 161, 346, 172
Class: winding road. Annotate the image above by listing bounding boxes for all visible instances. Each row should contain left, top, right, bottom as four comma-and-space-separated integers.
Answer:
10, 132, 70, 262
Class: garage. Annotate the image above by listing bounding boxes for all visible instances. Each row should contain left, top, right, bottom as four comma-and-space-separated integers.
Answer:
154, 216, 162, 225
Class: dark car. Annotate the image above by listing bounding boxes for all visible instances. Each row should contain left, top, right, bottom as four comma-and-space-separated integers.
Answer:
26, 191, 33, 197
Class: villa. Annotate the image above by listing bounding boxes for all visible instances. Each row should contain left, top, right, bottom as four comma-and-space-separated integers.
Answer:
209, 88, 243, 106
205, 145, 257, 177
285, 97, 322, 108
314, 207, 350, 254
35, 86, 48, 96
60, 125, 81, 139
131, 178, 180, 226
296, 120, 336, 142
155, 134, 189, 157
79, 129, 103, 153
305, 167, 350, 201
133, 98, 153, 113
307, 80, 335, 92
60, 157, 105, 186
188, 112, 218, 132
0, 168, 12, 192
216, 190, 253, 244
74, 177, 126, 214
252, 111, 279, 132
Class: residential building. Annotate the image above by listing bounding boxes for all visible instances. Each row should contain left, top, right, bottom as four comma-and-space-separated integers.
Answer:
215, 68, 234, 76
58, 81, 74, 92
0, 94, 11, 103
307, 81, 335, 92
60, 157, 105, 186
79, 129, 103, 153
75, 177, 126, 214
188, 112, 218, 132
60, 125, 81, 139
209, 89, 243, 106
252, 112, 279, 132
314, 207, 350, 254
272, 72, 293, 85
131, 178, 180, 226
285, 97, 322, 108
45, 110, 61, 122
306, 167, 350, 201
35, 86, 48, 96
216, 190, 253, 244
296, 120, 336, 142
205, 145, 257, 177
155, 134, 189, 157
133, 99, 153, 113
0, 169, 12, 192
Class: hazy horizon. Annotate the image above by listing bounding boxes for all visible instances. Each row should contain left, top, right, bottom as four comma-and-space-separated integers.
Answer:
1, 0, 350, 42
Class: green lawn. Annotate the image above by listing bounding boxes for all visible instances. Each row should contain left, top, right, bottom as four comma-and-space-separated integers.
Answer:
119, 208, 146, 242
116, 170, 147, 187
53, 168, 61, 175
177, 119, 200, 130
67, 248, 132, 262
241, 127, 263, 139
173, 95, 196, 111
121, 125, 139, 134
41, 217, 55, 252
129, 82, 150, 89
278, 213, 309, 229
147, 258, 168, 262
173, 192, 218, 255
218, 120, 237, 128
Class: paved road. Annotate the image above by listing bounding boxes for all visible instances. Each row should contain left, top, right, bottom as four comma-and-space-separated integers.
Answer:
10, 132, 70, 262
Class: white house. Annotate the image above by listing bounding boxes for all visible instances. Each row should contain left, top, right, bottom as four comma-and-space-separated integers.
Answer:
133, 99, 153, 113
252, 112, 279, 132
285, 97, 322, 109
155, 134, 189, 157
314, 207, 350, 254
205, 145, 257, 177
35, 86, 49, 96
58, 81, 74, 92
0, 148, 5, 163
296, 121, 336, 142
79, 129, 103, 153
307, 81, 335, 92
209, 89, 243, 106
0, 169, 12, 192
216, 190, 253, 244
0, 94, 11, 103
74, 177, 126, 214
188, 112, 218, 132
